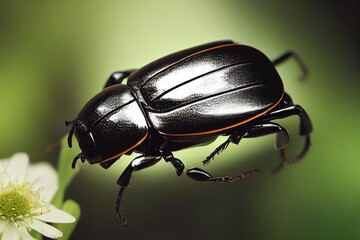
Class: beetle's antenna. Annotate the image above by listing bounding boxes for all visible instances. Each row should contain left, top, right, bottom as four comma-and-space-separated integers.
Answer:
115, 186, 129, 227
65, 120, 75, 148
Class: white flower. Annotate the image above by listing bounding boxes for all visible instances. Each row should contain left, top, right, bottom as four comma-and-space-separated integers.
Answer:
0, 153, 75, 240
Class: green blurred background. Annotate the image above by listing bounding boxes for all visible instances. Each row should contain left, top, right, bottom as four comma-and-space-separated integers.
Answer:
1, 0, 359, 239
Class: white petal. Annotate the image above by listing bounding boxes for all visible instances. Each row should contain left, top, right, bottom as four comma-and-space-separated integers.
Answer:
34, 205, 75, 223
18, 227, 36, 240
0, 159, 6, 171
27, 163, 58, 202
0, 220, 8, 234
0, 155, 12, 169
29, 218, 63, 239
2, 222, 20, 240
0, 171, 10, 186
6, 153, 29, 183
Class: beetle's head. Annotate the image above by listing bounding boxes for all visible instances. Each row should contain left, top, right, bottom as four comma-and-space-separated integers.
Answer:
65, 118, 102, 168
66, 85, 149, 169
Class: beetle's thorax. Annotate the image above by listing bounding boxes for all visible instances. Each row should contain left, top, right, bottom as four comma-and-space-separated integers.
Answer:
73, 85, 149, 165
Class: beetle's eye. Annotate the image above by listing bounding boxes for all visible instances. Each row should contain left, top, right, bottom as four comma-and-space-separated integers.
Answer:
65, 120, 75, 148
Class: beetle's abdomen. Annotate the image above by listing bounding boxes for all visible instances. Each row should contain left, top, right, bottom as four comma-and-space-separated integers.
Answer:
137, 43, 284, 136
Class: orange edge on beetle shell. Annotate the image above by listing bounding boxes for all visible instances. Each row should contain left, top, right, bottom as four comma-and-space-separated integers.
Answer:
99, 131, 149, 164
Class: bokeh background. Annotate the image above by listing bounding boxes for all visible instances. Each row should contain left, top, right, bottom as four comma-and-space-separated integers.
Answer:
1, 1, 359, 239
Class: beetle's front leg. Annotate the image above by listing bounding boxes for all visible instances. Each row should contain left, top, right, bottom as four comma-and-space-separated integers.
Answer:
115, 154, 162, 226
117, 154, 162, 187
71, 152, 86, 169
104, 69, 137, 88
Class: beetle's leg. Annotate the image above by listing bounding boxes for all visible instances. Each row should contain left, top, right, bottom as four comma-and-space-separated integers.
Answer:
243, 122, 290, 150
115, 154, 162, 226
273, 135, 311, 173
265, 104, 313, 137
65, 120, 75, 148
115, 187, 128, 226
283, 92, 293, 105
202, 139, 231, 165
263, 104, 313, 171
241, 122, 293, 172
202, 127, 250, 165
163, 152, 185, 176
72, 152, 86, 169
186, 167, 259, 183
272, 51, 308, 80
104, 69, 137, 88
204, 122, 289, 170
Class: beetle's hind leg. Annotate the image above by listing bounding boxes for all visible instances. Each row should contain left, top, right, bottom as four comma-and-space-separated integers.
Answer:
203, 122, 290, 165
273, 135, 311, 173
243, 122, 290, 150
240, 121, 301, 172
272, 51, 308, 80
263, 102, 313, 172
198, 122, 287, 182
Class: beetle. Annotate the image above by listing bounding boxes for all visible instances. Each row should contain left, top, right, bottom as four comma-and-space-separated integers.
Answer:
65, 40, 313, 225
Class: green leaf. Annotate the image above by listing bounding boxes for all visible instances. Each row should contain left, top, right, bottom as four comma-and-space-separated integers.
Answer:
52, 135, 80, 208
56, 199, 81, 240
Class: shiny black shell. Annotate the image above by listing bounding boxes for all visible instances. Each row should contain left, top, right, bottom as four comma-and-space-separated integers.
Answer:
74, 85, 148, 163
128, 41, 284, 137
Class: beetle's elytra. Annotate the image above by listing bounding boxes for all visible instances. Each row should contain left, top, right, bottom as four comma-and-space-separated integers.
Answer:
66, 40, 313, 226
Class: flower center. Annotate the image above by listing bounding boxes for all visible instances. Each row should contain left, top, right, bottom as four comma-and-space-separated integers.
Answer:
0, 182, 45, 222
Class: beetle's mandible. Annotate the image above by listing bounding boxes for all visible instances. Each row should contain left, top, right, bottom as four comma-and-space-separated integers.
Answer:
66, 40, 313, 226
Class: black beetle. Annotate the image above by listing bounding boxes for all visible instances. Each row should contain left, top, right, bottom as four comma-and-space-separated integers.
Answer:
66, 40, 313, 225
